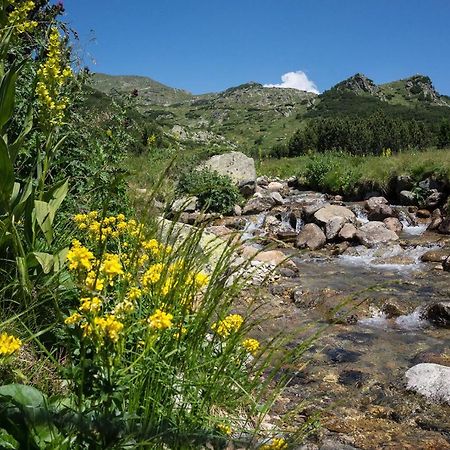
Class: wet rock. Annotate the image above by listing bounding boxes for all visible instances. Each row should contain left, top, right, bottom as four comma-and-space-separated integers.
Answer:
412, 351, 450, 367
326, 216, 347, 240
303, 201, 330, 220
339, 370, 367, 387
381, 299, 408, 318
214, 216, 246, 229
296, 223, 326, 250
399, 190, 417, 206
277, 267, 297, 278
314, 205, 356, 225
332, 242, 350, 255
171, 196, 198, 213
242, 195, 276, 215
373, 255, 415, 266
337, 332, 375, 345
291, 287, 305, 305
425, 190, 444, 209
339, 223, 357, 240
326, 348, 362, 364
383, 217, 403, 233
438, 217, 450, 234
268, 181, 284, 192
420, 249, 450, 263
356, 221, 399, 248
405, 363, 450, 404
270, 191, 284, 205
428, 209, 442, 231
365, 196, 394, 221
276, 230, 298, 243
444, 256, 450, 272
422, 302, 450, 328
417, 209, 431, 219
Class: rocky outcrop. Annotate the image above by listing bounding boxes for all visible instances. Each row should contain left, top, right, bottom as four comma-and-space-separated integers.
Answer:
296, 223, 326, 250
356, 222, 399, 247
405, 363, 450, 404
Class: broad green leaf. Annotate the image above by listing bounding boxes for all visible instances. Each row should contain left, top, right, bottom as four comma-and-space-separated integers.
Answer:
31, 252, 54, 274
0, 384, 45, 409
0, 64, 19, 130
8, 104, 33, 163
34, 201, 53, 245
46, 178, 68, 213
53, 247, 69, 273
0, 135, 13, 211
11, 180, 32, 218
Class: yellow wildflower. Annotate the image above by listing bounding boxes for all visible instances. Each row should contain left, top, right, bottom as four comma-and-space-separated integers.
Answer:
217, 423, 232, 435
194, 272, 209, 288
242, 338, 260, 355
127, 287, 142, 301
142, 263, 164, 288
116, 213, 126, 222
85, 271, 105, 292
0, 333, 22, 356
88, 211, 98, 219
67, 243, 94, 271
79, 297, 102, 314
260, 438, 288, 450
147, 309, 173, 330
64, 312, 82, 325
211, 314, 244, 338
7, 0, 37, 34
113, 300, 135, 317
93, 315, 124, 343
101, 253, 124, 280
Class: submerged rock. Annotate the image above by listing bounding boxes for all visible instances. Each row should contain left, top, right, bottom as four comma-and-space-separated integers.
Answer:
405, 363, 450, 404
422, 302, 450, 328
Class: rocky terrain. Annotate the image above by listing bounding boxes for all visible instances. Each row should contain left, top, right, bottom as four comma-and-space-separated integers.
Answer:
163, 152, 450, 449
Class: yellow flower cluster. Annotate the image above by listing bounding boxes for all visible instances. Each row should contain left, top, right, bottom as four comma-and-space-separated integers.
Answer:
88, 315, 124, 343
36, 27, 72, 126
260, 438, 288, 450
242, 338, 260, 355
142, 263, 163, 288
217, 423, 232, 435
211, 314, 243, 338
101, 253, 124, 281
147, 309, 173, 330
79, 296, 102, 314
7, 0, 37, 34
67, 240, 94, 271
0, 333, 22, 356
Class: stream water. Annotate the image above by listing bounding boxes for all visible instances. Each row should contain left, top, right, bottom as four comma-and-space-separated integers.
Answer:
230, 194, 450, 449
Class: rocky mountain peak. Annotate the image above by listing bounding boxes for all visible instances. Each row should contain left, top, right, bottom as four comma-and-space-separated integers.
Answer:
333, 73, 381, 96
404, 74, 446, 105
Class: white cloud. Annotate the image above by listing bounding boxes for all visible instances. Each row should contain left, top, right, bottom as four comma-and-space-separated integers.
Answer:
264, 70, 320, 94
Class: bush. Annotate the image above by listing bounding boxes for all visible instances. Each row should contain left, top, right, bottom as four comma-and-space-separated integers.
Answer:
178, 169, 241, 214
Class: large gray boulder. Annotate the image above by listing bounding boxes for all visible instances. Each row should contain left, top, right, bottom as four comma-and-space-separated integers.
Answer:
200, 151, 256, 196
325, 216, 347, 240
365, 196, 393, 221
296, 223, 326, 250
313, 205, 355, 225
356, 221, 399, 247
405, 363, 450, 404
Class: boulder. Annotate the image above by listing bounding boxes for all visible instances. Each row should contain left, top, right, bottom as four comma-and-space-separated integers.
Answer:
425, 190, 444, 209
356, 221, 399, 247
339, 223, 357, 240
438, 217, 450, 234
200, 151, 256, 196
171, 196, 198, 213
405, 363, 450, 404
428, 209, 442, 231
269, 191, 284, 205
420, 249, 450, 263
254, 250, 288, 266
233, 204, 242, 216
267, 181, 284, 192
325, 216, 347, 240
383, 217, 403, 234
421, 302, 450, 327
398, 190, 417, 206
416, 209, 431, 219
242, 195, 276, 215
256, 176, 269, 186
296, 223, 326, 250
238, 180, 256, 197
313, 205, 356, 225
365, 196, 393, 221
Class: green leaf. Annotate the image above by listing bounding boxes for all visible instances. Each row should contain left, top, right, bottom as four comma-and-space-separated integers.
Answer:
0, 384, 45, 409
53, 247, 69, 273
8, 105, 33, 163
45, 178, 68, 213
0, 65, 19, 131
0, 429, 19, 450
0, 135, 13, 211
34, 201, 54, 245
31, 252, 54, 274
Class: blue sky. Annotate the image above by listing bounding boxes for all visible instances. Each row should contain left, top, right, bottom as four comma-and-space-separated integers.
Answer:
63, 0, 450, 95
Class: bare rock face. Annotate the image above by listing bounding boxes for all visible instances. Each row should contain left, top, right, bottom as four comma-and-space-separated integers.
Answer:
405, 363, 450, 404
314, 205, 356, 225
356, 221, 399, 247
383, 217, 403, 234
296, 223, 326, 250
339, 223, 357, 240
365, 196, 393, 221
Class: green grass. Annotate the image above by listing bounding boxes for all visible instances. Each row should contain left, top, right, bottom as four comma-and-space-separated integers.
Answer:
258, 148, 450, 196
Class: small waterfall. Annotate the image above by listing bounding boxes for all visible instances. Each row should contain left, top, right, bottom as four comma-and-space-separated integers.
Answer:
241, 213, 266, 241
